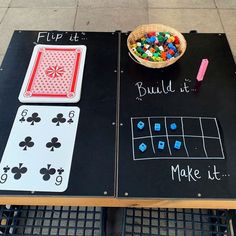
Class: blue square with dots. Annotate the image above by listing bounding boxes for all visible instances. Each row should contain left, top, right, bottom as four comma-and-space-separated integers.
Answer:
154, 123, 161, 131
174, 140, 182, 150
139, 143, 147, 152
158, 141, 165, 150
170, 123, 177, 131
137, 121, 145, 130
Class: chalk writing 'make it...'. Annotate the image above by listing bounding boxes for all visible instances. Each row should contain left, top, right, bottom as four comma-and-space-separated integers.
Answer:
171, 164, 230, 182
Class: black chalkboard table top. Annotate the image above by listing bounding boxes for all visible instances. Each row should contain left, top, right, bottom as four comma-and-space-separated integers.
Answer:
118, 32, 236, 202
0, 31, 236, 209
0, 31, 117, 200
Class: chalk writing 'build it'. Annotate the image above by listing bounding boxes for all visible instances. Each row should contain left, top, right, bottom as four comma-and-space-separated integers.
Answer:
135, 81, 175, 97
135, 80, 191, 99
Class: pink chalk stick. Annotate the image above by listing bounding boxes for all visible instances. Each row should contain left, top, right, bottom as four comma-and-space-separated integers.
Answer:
196, 59, 209, 81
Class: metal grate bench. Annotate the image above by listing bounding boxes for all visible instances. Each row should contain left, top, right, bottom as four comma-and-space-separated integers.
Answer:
122, 208, 233, 236
0, 205, 105, 236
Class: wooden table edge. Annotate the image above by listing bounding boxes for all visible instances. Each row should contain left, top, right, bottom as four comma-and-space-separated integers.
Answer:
0, 196, 236, 209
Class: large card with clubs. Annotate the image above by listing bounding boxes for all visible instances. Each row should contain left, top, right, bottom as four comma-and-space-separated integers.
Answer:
18, 44, 86, 103
0, 105, 80, 192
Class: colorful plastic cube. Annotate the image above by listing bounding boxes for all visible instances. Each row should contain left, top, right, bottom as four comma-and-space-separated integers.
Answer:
137, 121, 145, 130
166, 53, 172, 59
149, 36, 157, 43
154, 123, 161, 131
174, 140, 182, 150
158, 46, 164, 52
168, 43, 174, 49
146, 50, 153, 57
139, 143, 147, 152
158, 141, 165, 150
170, 123, 177, 131
174, 52, 180, 57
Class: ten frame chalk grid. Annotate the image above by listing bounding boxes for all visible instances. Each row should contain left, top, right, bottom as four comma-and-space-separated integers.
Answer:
131, 116, 225, 160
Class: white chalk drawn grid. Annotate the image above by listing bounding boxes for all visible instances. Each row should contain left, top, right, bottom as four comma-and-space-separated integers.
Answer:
131, 116, 225, 160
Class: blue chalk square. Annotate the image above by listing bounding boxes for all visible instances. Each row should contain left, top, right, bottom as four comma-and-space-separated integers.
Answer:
154, 123, 161, 131
174, 140, 182, 150
138, 143, 147, 152
170, 123, 177, 131
158, 141, 165, 150
137, 121, 145, 130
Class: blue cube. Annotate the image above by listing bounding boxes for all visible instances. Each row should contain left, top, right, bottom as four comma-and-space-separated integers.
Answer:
166, 53, 172, 59
154, 123, 161, 131
172, 46, 177, 52
150, 36, 157, 43
170, 123, 177, 131
168, 43, 174, 49
174, 52, 180, 57
174, 140, 182, 150
158, 141, 165, 150
139, 143, 147, 152
137, 121, 145, 130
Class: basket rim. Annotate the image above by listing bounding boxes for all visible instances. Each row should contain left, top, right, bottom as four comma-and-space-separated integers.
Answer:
129, 23, 184, 34
127, 23, 187, 68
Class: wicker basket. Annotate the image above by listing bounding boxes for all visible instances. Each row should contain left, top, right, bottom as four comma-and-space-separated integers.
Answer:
127, 24, 187, 68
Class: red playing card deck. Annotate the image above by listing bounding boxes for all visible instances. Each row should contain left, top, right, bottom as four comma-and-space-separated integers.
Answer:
18, 45, 86, 103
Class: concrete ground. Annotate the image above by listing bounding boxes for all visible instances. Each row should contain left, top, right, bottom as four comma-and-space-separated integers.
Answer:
0, 0, 236, 65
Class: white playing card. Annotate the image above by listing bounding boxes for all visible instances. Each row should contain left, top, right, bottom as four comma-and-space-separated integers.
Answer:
18, 44, 86, 103
0, 105, 80, 192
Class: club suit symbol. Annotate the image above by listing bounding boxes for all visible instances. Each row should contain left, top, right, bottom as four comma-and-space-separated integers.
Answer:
40, 164, 56, 181
46, 137, 61, 151
3, 166, 10, 173
57, 168, 64, 175
27, 113, 41, 125
52, 113, 66, 126
19, 136, 34, 151
67, 118, 74, 124
11, 163, 27, 180
19, 116, 25, 123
